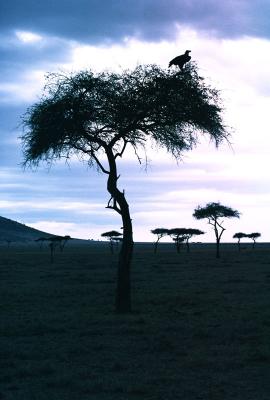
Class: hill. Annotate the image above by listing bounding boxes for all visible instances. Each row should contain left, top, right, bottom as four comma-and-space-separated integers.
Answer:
0, 215, 54, 243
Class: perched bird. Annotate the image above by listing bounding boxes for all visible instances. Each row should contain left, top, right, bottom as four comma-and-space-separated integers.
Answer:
169, 50, 191, 71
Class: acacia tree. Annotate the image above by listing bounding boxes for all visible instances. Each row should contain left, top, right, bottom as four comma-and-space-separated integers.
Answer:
101, 230, 123, 254
21, 63, 228, 313
233, 232, 247, 251
193, 202, 240, 258
168, 228, 187, 253
183, 228, 204, 252
151, 228, 169, 253
168, 228, 204, 253
247, 232, 261, 249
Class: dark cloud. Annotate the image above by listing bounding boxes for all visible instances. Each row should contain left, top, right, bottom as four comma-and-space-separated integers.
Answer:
1, 0, 269, 43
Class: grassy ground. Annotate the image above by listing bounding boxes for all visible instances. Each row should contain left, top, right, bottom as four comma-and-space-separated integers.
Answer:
1, 241, 270, 399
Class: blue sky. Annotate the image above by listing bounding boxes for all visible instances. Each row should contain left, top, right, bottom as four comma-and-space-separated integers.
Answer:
1, 0, 270, 242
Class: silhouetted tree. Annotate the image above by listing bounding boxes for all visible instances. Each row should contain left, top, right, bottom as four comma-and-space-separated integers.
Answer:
35, 237, 47, 249
233, 232, 247, 251
247, 232, 261, 249
101, 230, 123, 254
168, 228, 187, 253
151, 228, 169, 253
193, 202, 240, 258
60, 235, 71, 251
183, 228, 205, 252
35, 235, 71, 253
21, 64, 228, 313
168, 228, 204, 253
36, 235, 72, 262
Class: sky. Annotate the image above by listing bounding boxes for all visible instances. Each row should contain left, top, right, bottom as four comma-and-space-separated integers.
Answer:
1, 0, 270, 242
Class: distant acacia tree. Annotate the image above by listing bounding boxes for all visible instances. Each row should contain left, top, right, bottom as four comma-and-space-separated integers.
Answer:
233, 232, 247, 251
35, 235, 72, 262
151, 228, 169, 253
247, 232, 261, 249
101, 230, 123, 254
168, 228, 204, 253
182, 228, 204, 252
193, 202, 240, 258
21, 64, 228, 313
168, 228, 187, 253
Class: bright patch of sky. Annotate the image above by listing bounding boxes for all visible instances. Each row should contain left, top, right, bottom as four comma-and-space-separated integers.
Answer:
15, 30, 43, 44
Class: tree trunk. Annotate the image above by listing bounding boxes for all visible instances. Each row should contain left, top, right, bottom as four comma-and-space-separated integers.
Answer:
116, 200, 133, 313
214, 222, 224, 259
154, 239, 159, 254
110, 239, 114, 254
106, 148, 133, 313
216, 239, 220, 258
176, 239, 180, 253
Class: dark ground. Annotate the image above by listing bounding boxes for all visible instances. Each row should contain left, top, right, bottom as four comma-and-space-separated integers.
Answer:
1, 241, 270, 399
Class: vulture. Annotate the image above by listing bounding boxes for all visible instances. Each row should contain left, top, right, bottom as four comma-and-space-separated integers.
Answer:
168, 50, 191, 71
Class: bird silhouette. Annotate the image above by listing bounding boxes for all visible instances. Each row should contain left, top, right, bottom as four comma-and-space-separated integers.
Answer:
169, 50, 191, 71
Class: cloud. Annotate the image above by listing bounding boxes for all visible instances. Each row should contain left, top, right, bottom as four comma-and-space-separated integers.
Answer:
0, 199, 107, 216
15, 30, 43, 44
1, 0, 269, 43
0, 31, 73, 104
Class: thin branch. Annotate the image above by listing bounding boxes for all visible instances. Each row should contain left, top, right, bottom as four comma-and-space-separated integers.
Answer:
115, 138, 128, 159
216, 219, 225, 231
71, 142, 109, 174
132, 144, 143, 164
218, 227, 226, 241
207, 218, 215, 227
106, 195, 121, 214
106, 205, 122, 215
90, 150, 110, 174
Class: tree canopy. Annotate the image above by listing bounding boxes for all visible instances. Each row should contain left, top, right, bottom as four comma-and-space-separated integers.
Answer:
233, 232, 247, 240
101, 230, 123, 239
193, 202, 240, 221
247, 232, 261, 240
22, 63, 227, 167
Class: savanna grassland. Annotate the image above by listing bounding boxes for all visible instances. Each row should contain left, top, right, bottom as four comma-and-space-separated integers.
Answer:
1, 241, 270, 400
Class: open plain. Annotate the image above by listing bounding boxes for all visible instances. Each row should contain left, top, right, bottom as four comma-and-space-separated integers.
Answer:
1, 241, 270, 400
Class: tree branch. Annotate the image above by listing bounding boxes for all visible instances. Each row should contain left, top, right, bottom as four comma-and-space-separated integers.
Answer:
72, 142, 110, 174
106, 196, 122, 214
115, 138, 128, 159
90, 150, 109, 174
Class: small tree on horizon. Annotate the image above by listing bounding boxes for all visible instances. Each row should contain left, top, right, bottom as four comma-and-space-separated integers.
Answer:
168, 228, 187, 253
233, 232, 247, 251
101, 230, 123, 254
21, 64, 228, 313
151, 228, 169, 253
183, 228, 205, 252
168, 228, 204, 253
193, 202, 240, 258
247, 232, 261, 249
